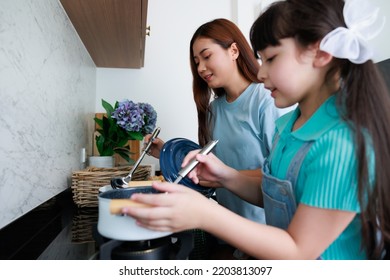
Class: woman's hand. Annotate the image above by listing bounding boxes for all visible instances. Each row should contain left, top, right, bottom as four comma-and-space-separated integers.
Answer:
143, 134, 165, 159
122, 182, 212, 232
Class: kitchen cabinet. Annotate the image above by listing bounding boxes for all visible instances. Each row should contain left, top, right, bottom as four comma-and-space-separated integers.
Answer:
60, 0, 148, 68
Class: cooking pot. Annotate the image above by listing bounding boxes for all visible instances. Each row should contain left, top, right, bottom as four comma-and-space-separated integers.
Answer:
98, 180, 162, 193
98, 187, 172, 241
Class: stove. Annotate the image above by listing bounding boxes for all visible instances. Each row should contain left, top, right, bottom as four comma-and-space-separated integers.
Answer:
94, 228, 194, 260
74, 208, 200, 260
0, 189, 217, 260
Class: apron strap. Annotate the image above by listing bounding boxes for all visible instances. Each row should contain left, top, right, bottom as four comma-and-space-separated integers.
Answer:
264, 132, 314, 188
285, 141, 314, 188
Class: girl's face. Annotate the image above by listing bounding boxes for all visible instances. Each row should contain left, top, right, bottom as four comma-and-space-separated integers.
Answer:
257, 38, 319, 108
192, 37, 238, 89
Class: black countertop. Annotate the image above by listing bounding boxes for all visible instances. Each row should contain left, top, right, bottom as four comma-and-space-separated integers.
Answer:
0, 188, 237, 260
0, 188, 96, 260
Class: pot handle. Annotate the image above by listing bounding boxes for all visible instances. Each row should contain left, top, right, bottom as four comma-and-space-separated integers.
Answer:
109, 199, 152, 215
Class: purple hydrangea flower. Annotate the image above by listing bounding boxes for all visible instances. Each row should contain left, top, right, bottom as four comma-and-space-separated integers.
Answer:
111, 100, 157, 135
112, 100, 144, 132
139, 102, 157, 134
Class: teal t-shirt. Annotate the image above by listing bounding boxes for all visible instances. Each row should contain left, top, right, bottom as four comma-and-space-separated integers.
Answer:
269, 95, 371, 259
211, 83, 286, 224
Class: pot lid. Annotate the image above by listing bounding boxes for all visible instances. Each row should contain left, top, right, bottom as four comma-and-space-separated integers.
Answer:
160, 138, 214, 197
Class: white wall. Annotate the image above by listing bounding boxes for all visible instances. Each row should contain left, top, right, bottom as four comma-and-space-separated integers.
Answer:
96, 0, 263, 170
97, 0, 390, 171
371, 0, 390, 62
0, 0, 96, 229
97, 0, 389, 170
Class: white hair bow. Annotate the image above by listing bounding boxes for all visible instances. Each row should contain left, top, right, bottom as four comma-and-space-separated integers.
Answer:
319, 0, 385, 64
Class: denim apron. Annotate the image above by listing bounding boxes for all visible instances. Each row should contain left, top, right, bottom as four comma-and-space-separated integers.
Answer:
261, 135, 322, 259
262, 134, 314, 230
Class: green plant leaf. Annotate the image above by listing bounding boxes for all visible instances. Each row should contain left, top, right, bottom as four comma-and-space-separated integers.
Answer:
102, 99, 114, 117
102, 116, 112, 138
117, 138, 129, 148
94, 117, 103, 129
128, 131, 144, 140
95, 134, 115, 156
114, 147, 135, 164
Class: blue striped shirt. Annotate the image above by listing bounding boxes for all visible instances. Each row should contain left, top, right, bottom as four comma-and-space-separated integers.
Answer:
269, 95, 372, 259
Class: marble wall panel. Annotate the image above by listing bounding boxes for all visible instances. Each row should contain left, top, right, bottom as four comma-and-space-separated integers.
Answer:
0, 0, 96, 229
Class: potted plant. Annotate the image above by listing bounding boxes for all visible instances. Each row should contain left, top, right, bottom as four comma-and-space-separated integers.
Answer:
92, 99, 157, 165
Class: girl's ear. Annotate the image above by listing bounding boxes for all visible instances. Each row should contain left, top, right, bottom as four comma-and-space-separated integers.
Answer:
313, 42, 333, 67
230, 42, 240, 60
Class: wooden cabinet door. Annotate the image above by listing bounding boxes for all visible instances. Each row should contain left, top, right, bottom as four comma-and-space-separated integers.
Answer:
60, 0, 148, 68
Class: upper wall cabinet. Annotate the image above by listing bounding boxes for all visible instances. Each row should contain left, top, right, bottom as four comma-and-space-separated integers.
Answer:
60, 0, 148, 68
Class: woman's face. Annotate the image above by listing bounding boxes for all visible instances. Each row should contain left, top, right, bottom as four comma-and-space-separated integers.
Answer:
192, 37, 238, 89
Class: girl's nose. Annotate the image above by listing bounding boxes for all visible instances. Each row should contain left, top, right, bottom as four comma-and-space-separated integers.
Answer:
257, 66, 266, 82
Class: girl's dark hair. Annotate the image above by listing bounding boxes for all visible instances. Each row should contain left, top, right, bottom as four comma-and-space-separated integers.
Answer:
190, 18, 260, 146
250, 0, 390, 259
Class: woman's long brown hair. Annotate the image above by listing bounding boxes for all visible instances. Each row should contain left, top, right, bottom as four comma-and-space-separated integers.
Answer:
189, 18, 260, 146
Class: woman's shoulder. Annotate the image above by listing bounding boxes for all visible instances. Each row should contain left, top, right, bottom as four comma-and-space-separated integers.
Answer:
247, 83, 279, 110
251, 83, 295, 113
251, 82, 271, 97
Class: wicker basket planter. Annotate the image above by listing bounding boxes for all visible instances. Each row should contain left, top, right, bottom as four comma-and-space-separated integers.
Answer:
71, 165, 151, 207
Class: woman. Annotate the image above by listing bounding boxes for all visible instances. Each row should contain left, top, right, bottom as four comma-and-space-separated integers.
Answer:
145, 18, 285, 258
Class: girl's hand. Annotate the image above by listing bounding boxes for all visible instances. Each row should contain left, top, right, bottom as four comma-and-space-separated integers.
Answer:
122, 182, 212, 232
181, 150, 232, 186
198, 180, 223, 188
143, 134, 165, 159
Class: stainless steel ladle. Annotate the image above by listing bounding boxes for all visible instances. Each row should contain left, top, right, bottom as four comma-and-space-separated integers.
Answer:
110, 127, 160, 189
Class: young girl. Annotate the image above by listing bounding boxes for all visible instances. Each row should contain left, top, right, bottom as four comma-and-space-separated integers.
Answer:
145, 19, 285, 232
124, 0, 390, 259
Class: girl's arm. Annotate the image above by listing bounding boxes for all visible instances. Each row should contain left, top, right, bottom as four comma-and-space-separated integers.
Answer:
204, 201, 355, 259
183, 151, 263, 206
125, 182, 355, 259
199, 169, 262, 187
239, 169, 262, 177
